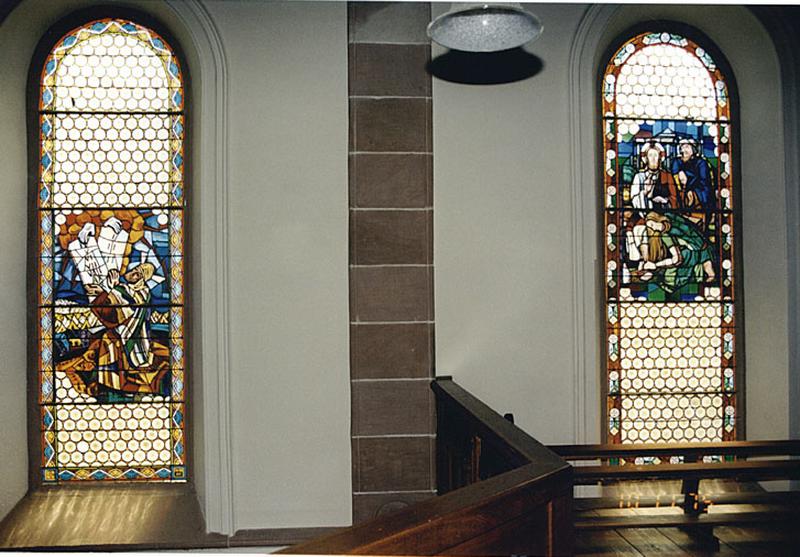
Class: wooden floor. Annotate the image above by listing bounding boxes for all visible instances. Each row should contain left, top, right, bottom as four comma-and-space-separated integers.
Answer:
576, 524, 800, 556
575, 480, 800, 556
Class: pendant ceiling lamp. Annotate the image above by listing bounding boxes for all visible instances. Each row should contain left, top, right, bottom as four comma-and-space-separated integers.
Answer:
427, 3, 543, 53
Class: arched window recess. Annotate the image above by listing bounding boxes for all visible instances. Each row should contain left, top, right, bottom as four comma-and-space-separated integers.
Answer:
31, 13, 187, 483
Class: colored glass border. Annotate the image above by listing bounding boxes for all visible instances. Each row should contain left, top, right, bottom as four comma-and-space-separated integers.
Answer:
601, 30, 737, 446
37, 17, 186, 483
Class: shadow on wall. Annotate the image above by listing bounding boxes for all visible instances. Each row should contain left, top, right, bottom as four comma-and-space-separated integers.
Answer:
428, 48, 544, 85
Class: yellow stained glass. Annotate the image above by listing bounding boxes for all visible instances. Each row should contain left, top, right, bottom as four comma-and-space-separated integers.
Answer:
38, 19, 186, 482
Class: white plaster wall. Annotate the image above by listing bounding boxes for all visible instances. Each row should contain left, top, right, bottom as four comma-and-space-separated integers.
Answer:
0, 0, 352, 531
202, 0, 352, 530
434, 3, 792, 443
432, 2, 587, 444
0, 0, 35, 523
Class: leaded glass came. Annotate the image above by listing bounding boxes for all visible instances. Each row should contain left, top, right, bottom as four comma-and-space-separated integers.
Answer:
602, 32, 737, 449
38, 19, 186, 482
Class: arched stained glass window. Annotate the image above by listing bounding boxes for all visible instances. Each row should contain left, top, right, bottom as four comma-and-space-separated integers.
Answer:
602, 31, 737, 449
37, 18, 186, 482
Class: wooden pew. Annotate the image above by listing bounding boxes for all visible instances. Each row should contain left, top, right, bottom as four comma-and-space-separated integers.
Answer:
549, 441, 800, 533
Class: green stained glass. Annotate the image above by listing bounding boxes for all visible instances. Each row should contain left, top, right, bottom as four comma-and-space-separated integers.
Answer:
602, 32, 737, 446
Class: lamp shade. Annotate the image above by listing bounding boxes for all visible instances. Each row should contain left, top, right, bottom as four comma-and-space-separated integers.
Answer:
427, 3, 543, 52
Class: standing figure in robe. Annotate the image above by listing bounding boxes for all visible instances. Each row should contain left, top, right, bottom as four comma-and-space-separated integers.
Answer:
629, 142, 679, 210
672, 139, 716, 212
84, 263, 157, 392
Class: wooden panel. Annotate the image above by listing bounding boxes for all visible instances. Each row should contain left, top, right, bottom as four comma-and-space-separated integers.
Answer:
576, 509, 800, 530
614, 528, 691, 556
437, 507, 549, 556
352, 492, 435, 524
548, 491, 574, 556
573, 460, 800, 483
552, 440, 800, 460
281, 464, 571, 555
574, 529, 642, 556
282, 379, 572, 555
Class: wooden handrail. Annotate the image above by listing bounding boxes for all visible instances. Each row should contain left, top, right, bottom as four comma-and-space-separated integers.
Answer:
433, 377, 567, 473
280, 378, 573, 555
551, 440, 800, 460
573, 459, 800, 483
554, 439, 800, 525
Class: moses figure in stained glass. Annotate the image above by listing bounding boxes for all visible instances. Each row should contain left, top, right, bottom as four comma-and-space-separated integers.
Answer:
37, 18, 186, 482
55, 210, 171, 402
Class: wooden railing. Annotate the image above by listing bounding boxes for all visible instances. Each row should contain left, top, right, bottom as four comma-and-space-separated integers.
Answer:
280, 377, 573, 556
550, 441, 800, 531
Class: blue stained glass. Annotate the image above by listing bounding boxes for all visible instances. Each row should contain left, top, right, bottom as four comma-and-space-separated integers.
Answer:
603, 31, 737, 446
39, 18, 186, 483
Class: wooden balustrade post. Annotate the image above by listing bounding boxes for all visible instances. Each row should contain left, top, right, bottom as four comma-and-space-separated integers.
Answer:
681, 454, 703, 516
547, 488, 574, 557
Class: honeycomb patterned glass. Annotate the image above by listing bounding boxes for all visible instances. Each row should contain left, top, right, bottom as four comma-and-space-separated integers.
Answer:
602, 32, 737, 447
38, 19, 186, 482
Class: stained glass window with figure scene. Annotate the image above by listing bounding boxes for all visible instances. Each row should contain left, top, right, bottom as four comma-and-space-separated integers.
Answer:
602, 31, 737, 459
37, 18, 186, 482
